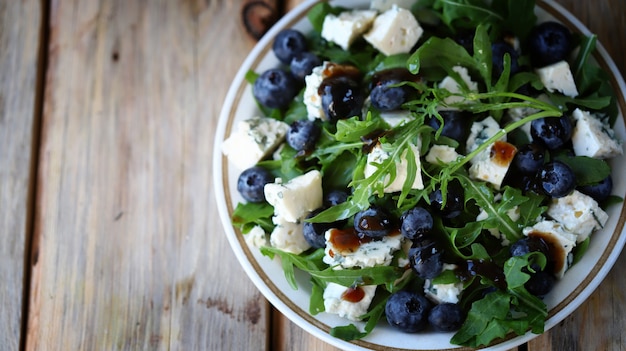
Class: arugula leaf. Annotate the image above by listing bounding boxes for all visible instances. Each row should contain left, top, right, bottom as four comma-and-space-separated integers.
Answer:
232, 202, 275, 233
330, 292, 389, 341
554, 154, 612, 186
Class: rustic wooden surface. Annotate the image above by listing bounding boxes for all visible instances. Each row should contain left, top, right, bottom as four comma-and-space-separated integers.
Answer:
0, 0, 623, 351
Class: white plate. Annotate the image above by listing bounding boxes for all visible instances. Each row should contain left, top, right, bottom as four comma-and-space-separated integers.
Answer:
213, 1, 626, 350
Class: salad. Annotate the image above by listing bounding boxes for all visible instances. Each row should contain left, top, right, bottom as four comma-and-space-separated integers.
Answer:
222, 0, 623, 348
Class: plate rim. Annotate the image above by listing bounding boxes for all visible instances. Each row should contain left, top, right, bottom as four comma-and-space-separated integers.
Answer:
213, 1, 626, 350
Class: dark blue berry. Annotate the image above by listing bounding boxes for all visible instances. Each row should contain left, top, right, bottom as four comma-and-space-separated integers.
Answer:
530, 116, 572, 150
528, 21, 573, 68
253, 68, 298, 109
510, 237, 550, 258
385, 291, 432, 333
354, 205, 396, 239
429, 180, 464, 219
428, 110, 470, 143
539, 161, 576, 198
302, 208, 335, 249
286, 119, 320, 154
272, 29, 307, 64
578, 175, 613, 202
514, 143, 546, 174
324, 189, 350, 207
290, 52, 321, 80
237, 166, 273, 203
525, 270, 556, 297
320, 76, 364, 121
400, 207, 433, 241
409, 239, 444, 279
370, 79, 407, 111
428, 303, 465, 332
491, 42, 520, 77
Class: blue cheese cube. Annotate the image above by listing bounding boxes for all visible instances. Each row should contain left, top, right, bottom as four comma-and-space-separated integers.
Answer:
469, 141, 517, 190
438, 66, 479, 107
547, 190, 609, 243
303, 62, 328, 120
425, 145, 460, 165
370, 0, 417, 11
424, 264, 464, 304
321, 10, 377, 51
269, 215, 311, 254
323, 283, 377, 321
323, 230, 405, 269
363, 6, 423, 56
363, 142, 424, 193
571, 108, 623, 159
222, 116, 289, 170
522, 220, 577, 279
466, 116, 505, 153
245, 225, 270, 248
264, 170, 323, 223
535, 60, 578, 97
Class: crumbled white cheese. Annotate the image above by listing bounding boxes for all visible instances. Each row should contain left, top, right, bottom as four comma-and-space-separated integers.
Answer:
547, 189, 609, 243
370, 0, 417, 11
468, 141, 517, 190
323, 230, 405, 269
363, 142, 424, 193
522, 220, 577, 279
323, 283, 377, 321
535, 60, 579, 97
438, 66, 479, 107
364, 5, 423, 56
264, 170, 323, 223
571, 108, 623, 159
245, 225, 269, 248
303, 62, 330, 120
269, 215, 311, 255
466, 116, 505, 153
222, 116, 289, 170
424, 264, 464, 304
321, 10, 377, 51
425, 144, 460, 165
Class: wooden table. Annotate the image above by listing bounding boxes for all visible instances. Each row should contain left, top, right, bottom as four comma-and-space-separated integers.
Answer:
1, 0, 624, 350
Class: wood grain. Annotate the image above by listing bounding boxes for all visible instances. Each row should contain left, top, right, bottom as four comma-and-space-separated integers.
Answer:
25, 0, 268, 350
0, 0, 42, 350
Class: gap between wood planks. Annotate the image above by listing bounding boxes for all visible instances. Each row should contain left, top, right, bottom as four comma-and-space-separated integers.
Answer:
20, 0, 51, 349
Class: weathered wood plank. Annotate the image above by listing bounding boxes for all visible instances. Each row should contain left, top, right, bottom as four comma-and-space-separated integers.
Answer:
528, 0, 626, 350
0, 0, 43, 349
25, 0, 268, 350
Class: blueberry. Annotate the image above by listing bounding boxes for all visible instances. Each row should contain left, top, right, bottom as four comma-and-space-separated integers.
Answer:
400, 207, 433, 241
320, 76, 364, 121
286, 119, 320, 154
538, 161, 576, 198
491, 42, 520, 77
237, 166, 273, 203
530, 116, 572, 150
253, 68, 298, 109
428, 110, 470, 143
514, 143, 546, 174
524, 270, 556, 297
429, 180, 464, 219
578, 175, 613, 202
302, 208, 337, 249
528, 21, 573, 68
370, 79, 407, 111
290, 52, 322, 80
409, 239, 444, 279
385, 291, 432, 333
428, 303, 466, 332
510, 236, 550, 258
272, 29, 307, 64
324, 189, 350, 207
354, 205, 396, 239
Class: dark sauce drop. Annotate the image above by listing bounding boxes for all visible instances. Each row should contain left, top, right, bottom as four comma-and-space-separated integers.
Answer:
341, 286, 366, 303
457, 259, 507, 291
491, 141, 518, 167
527, 231, 567, 276
327, 228, 372, 254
